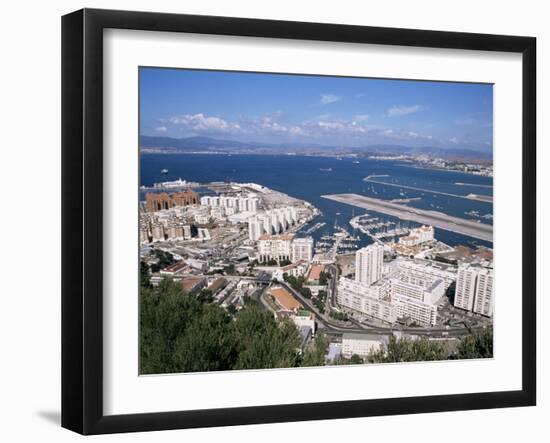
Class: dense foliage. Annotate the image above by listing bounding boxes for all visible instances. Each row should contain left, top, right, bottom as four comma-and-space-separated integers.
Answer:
362, 327, 493, 364
453, 326, 493, 359
141, 278, 322, 374
365, 336, 449, 363
140, 274, 493, 374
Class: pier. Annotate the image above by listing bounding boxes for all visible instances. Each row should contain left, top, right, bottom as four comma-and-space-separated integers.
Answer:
322, 194, 493, 242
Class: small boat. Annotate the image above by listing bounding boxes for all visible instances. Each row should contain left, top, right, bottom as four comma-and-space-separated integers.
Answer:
160, 168, 168, 174
320, 168, 333, 172
353, 160, 360, 164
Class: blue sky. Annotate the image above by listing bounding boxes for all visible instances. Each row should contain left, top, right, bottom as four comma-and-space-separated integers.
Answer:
140, 67, 493, 151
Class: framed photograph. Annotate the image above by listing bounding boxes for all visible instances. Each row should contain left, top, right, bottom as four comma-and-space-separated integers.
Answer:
62, 8, 536, 435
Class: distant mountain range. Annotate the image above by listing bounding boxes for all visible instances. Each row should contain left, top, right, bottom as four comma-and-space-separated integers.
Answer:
140, 135, 492, 162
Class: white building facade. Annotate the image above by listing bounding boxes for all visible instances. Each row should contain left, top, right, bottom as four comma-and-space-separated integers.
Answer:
257, 234, 294, 262
355, 244, 384, 285
248, 207, 298, 241
341, 333, 388, 358
454, 264, 494, 317
291, 237, 314, 263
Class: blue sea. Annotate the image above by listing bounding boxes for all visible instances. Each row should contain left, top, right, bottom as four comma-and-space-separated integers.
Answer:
140, 154, 493, 249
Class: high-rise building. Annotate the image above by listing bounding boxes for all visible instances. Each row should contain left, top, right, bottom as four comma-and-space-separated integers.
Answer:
291, 237, 314, 262
337, 277, 395, 323
151, 223, 165, 242
139, 224, 150, 244
257, 234, 294, 263
454, 265, 494, 317
355, 244, 384, 286
247, 207, 298, 241
248, 216, 261, 241
454, 265, 479, 311
474, 268, 494, 316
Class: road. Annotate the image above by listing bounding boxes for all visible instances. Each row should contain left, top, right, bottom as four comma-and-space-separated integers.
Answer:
322, 193, 493, 242
276, 280, 482, 339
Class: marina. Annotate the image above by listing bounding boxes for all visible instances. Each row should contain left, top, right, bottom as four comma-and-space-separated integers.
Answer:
322, 193, 493, 243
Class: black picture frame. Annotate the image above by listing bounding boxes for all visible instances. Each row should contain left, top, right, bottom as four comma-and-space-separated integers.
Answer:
61, 8, 537, 435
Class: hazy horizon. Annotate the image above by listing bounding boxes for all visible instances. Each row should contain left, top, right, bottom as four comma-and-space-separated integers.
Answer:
140, 67, 493, 153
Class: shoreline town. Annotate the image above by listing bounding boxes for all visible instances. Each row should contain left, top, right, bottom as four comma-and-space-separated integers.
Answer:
140, 176, 493, 364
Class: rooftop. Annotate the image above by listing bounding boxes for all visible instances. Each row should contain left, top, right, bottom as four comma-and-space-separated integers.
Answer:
308, 264, 325, 281
269, 286, 302, 311
161, 260, 187, 273
343, 333, 389, 343
281, 260, 306, 271
180, 276, 205, 292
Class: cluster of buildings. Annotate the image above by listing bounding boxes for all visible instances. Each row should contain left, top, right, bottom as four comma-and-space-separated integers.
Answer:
145, 190, 199, 212
248, 207, 299, 241
267, 286, 316, 347
200, 193, 260, 215
453, 264, 494, 317
140, 211, 211, 244
398, 225, 435, 247
257, 234, 314, 263
337, 244, 455, 326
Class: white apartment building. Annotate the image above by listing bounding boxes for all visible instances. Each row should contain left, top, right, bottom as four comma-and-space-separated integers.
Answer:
355, 244, 384, 285
455, 265, 494, 317
337, 277, 396, 323
291, 237, 314, 262
257, 234, 294, 262
201, 194, 260, 214
273, 260, 309, 280
392, 294, 438, 326
151, 223, 165, 242
398, 225, 435, 246
473, 268, 494, 316
139, 225, 149, 244
337, 255, 447, 326
341, 333, 388, 359
292, 310, 316, 333
248, 207, 298, 241
197, 228, 211, 241
390, 270, 446, 305
395, 258, 457, 287
454, 265, 479, 311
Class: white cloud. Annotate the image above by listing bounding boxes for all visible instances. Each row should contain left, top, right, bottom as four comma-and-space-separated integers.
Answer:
161, 111, 439, 144
320, 94, 342, 105
303, 118, 369, 135
155, 126, 167, 132
387, 104, 422, 117
168, 113, 241, 134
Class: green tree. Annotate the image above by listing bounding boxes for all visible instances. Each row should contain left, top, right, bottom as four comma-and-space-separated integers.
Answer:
140, 279, 203, 374
197, 288, 214, 303
140, 260, 151, 288
173, 304, 237, 372
232, 305, 301, 370
300, 287, 313, 299
301, 334, 329, 367
454, 326, 493, 359
318, 271, 330, 285
366, 336, 448, 363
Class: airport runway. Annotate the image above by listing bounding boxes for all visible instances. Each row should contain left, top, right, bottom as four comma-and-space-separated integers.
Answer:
322, 193, 493, 242
363, 178, 493, 203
